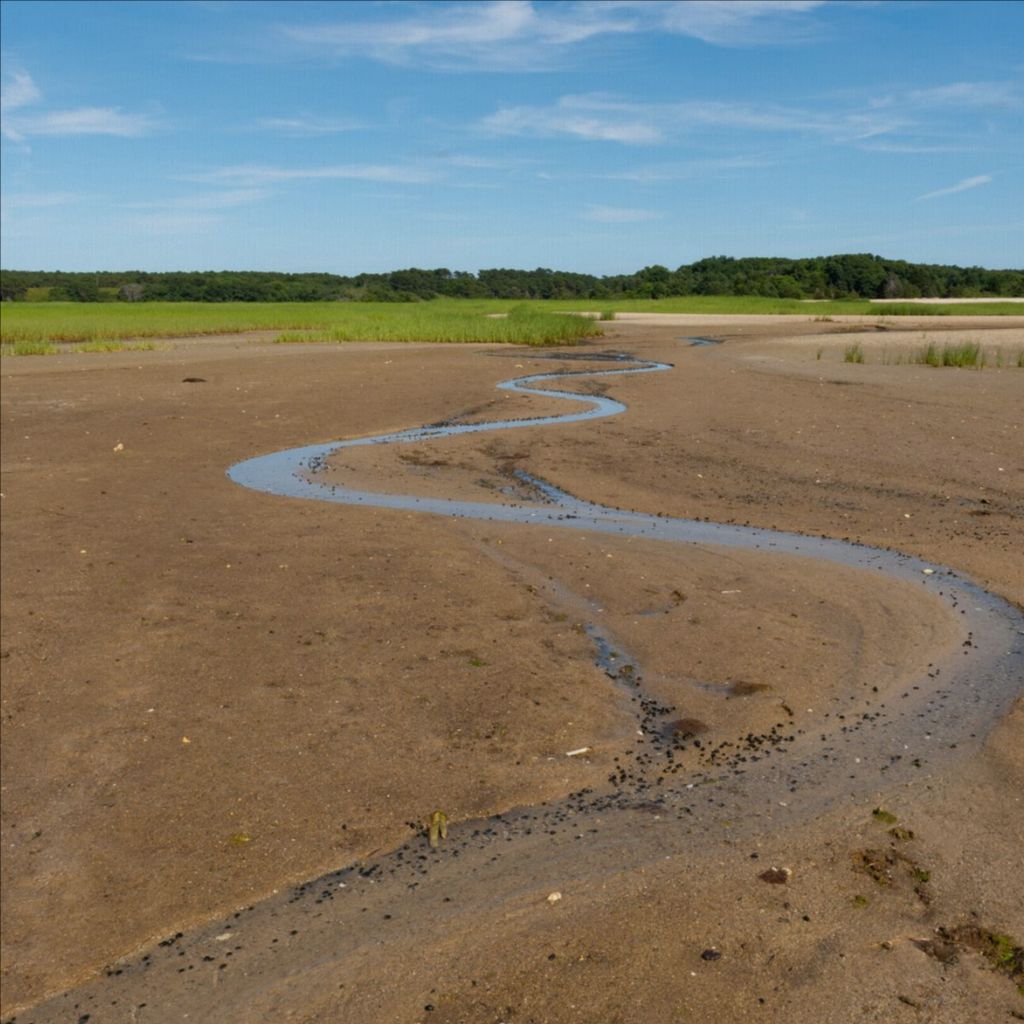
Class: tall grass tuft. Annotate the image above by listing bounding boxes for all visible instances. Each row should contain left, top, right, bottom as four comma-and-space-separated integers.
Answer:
843, 343, 865, 364
918, 341, 984, 368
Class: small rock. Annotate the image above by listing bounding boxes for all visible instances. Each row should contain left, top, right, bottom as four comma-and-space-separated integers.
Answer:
700, 948, 722, 961
547, 891, 562, 904
113, 442, 124, 452
759, 867, 791, 885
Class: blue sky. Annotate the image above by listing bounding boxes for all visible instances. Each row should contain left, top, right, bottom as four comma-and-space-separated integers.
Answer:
1, 0, 1021, 273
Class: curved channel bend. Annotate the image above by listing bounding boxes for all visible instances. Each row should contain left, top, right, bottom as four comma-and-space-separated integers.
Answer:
228, 350, 1022, 771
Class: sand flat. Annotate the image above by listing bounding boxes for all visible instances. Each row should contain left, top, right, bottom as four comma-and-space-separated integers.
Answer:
2, 316, 1021, 1022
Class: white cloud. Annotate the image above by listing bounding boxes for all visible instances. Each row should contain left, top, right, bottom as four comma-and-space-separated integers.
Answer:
896, 81, 1020, 110
1, 68, 156, 141
14, 107, 155, 137
599, 155, 774, 181
256, 115, 362, 135
1, 191, 80, 210
121, 189, 268, 211
480, 93, 900, 146
582, 204, 661, 223
124, 212, 222, 233
278, 0, 824, 70
1, 69, 41, 112
914, 174, 993, 202
484, 97, 663, 143
189, 164, 440, 186
856, 141, 967, 155
651, 0, 825, 46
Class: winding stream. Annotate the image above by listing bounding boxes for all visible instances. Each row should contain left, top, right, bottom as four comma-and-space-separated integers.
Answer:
22, 350, 1023, 1023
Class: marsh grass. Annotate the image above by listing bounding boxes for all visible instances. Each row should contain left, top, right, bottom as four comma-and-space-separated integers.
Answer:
843, 343, 865, 363
274, 305, 601, 346
3, 296, 1020, 345
598, 309, 616, 321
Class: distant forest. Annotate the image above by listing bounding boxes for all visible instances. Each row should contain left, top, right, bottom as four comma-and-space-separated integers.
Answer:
2, 255, 1021, 303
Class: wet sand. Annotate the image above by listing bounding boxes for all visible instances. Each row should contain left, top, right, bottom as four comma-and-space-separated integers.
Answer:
2, 316, 1022, 1022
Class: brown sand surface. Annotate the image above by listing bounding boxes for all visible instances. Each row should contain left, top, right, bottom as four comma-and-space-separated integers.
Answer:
1, 316, 1021, 1021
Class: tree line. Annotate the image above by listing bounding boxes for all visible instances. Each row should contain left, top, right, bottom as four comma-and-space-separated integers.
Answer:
1, 254, 1021, 303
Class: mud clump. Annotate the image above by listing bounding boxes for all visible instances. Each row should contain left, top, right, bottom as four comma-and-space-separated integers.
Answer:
728, 680, 771, 697
666, 717, 708, 740
915, 925, 1023, 990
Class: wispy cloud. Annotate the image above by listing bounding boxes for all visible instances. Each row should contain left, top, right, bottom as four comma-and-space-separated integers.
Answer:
599, 155, 774, 181
124, 212, 222, 234
188, 163, 440, 186
855, 141, 968, 155
282, 0, 633, 71
484, 96, 663, 143
884, 80, 1020, 110
1, 191, 81, 210
1, 69, 41, 112
1, 68, 156, 141
581, 204, 661, 223
256, 115, 362, 135
914, 174, 993, 202
480, 93, 901, 146
14, 107, 156, 137
276, 0, 827, 71
121, 189, 268, 211
651, 0, 826, 46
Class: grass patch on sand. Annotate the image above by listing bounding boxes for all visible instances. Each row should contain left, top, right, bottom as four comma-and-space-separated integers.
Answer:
847, 340, 1024, 369
1, 339, 159, 357
274, 305, 601, 346
0, 339, 60, 356
76, 340, 159, 353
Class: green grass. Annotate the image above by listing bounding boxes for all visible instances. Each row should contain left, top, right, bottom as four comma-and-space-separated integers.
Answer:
869, 301, 1022, 316
2, 296, 1020, 345
539, 297, 1021, 316
274, 304, 602, 346
844, 343, 865, 363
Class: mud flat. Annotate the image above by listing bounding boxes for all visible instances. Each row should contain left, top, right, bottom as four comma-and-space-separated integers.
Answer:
2, 316, 1022, 1022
